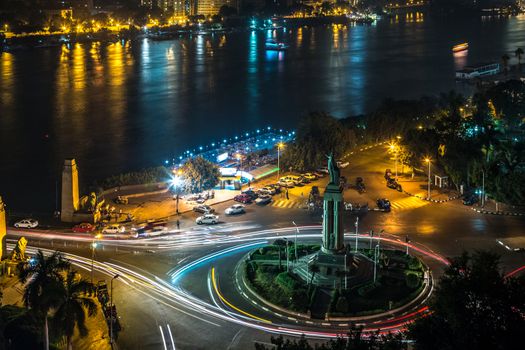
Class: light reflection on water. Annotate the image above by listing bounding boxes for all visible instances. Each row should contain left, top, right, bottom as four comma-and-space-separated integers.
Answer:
1, 16, 524, 210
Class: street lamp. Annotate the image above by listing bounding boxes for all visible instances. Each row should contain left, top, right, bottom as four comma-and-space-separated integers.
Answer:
91, 234, 102, 284
373, 230, 384, 283
277, 142, 284, 181
110, 274, 120, 345
354, 217, 359, 252
424, 157, 431, 200
283, 238, 290, 271
292, 221, 299, 263
171, 170, 182, 215
236, 153, 243, 190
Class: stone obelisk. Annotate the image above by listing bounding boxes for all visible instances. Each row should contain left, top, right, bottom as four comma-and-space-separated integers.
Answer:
321, 154, 345, 254
61, 159, 80, 223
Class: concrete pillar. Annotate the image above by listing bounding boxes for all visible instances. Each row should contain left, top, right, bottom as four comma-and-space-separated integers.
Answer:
321, 183, 345, 254
0, 196, 6, 260
61, 159, 80, 223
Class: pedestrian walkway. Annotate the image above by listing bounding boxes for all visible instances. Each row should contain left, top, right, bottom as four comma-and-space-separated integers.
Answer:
390, 196, 429, 211
271, 199, 306, 209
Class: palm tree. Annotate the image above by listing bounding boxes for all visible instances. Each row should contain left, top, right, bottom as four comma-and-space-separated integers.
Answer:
52, 270, 97, 350
515, 48, 524, 69
501, 54, 510, 74
18, 250, 70, 350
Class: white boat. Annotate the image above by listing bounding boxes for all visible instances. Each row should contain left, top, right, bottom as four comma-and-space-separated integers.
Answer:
265, 40, 289, 51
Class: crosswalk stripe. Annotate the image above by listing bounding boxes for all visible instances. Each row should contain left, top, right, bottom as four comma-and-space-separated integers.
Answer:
271, 200, 303, 209
390, 197, 428, 211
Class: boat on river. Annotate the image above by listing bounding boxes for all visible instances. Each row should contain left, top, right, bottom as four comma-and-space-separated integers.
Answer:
265, 40, 289, 51
452, 42, 469, 53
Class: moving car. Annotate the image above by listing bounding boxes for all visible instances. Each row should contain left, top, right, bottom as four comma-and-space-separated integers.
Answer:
14, 218, 38, 229
193, 205, 215, 214
234, 193, 252, 204
102, 224, 126, 234
72, 223, 96, 233
316, 167, 329, 174
225, 204, 245, 215
132, 220, 168, 237
376, 198, 391, 212
196, 214, 219, 225
337, 161, 350, 168
255, 194, 272, 205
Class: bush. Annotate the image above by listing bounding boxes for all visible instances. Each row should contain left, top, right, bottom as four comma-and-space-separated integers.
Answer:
335, 296, 349, 313
97, 166, 170, 189
408, 256, 423, 271
357, 281, 381, 297
405, 272, 420, 289
275, 272, 300, 294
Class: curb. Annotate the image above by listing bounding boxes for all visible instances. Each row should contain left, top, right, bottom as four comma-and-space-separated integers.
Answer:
403, 190, 459, 203
470, 207, 525, 217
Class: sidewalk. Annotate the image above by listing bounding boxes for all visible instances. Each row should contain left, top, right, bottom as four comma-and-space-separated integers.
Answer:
397, 176, 460, 203
471, 200, 525, 217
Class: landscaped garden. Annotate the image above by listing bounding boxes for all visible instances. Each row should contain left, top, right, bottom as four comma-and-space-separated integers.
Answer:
243, 240, 427, 317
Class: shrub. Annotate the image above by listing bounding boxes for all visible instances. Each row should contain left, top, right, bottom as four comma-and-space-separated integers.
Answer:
405, 273, 420, 289
357, 281, 381, 297
98, 166, 170, 189
335, 297, 349, 313
408, 256, 423, 271
275, 272, 299, 294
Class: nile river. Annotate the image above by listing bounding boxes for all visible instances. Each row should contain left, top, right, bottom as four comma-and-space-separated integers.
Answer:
1, 13, 525, 211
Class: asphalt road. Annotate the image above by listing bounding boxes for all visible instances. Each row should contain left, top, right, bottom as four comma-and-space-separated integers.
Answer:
7, 145, 525, 349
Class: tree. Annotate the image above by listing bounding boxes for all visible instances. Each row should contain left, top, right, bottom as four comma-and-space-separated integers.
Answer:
515, 47, 523, 68
218, 5, 237, 17
179, 156, 220, 193
501, 53, 510, 74
408, 251, 525, 350
18, 250, 71, 350
281, 112, 354, 172
52, 270, 97, 350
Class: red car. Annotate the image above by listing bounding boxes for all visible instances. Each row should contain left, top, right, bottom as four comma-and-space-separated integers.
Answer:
234, 194, 252, 204
72, 223, 96, 233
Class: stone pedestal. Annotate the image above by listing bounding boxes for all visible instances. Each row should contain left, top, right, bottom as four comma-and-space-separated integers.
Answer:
0, 196, 6, 260
322, 183, 345, 254
61, 159, 80, 223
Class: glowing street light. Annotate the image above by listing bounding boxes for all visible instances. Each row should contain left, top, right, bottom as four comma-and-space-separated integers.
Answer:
171, 170, 183, 215
424, 157, 431, 200
277, 142, 284, 181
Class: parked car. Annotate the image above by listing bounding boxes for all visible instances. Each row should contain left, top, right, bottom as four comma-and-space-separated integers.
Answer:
313, 171, 326, 178
278, 180, 295, 188
196, 214, 219, 225
267, 184, 282, 193
14, 219, 38, 229
114, 196, 128, 204
260, 186, 276, 195
302, 173, 317, 181
316, 167, 329, 174
193, 205, 215, 214
258, 188, 273, 196
376, 198, 391, 212
242, 189, 259, 200
72, 223, 96, 233
337, 161, 350, 168
234, 194, 252, 204
225, 204, 245, 215
386, 178, 402, 191
102, 224, 125, 234
255, 194, 272, 205
463, 194, 479, 206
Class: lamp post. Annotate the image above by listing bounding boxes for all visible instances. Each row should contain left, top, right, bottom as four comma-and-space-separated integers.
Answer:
236, 153, 243, 190
172, 170, 182, 215
424, 157, 431, 200
90, 234, 102, 284
292, 221, 299, 263
283, 238, 290, 271
389, 142, 398, 179
277, 142, 284, 181
110, 274, 120, 345
354, 217, 359, 252
481, 169, 485, 208
373, 229, 384, 283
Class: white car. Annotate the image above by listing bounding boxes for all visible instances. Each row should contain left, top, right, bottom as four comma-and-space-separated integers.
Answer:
14, 219, 39, 229
302, 173, 317, 181
277, 180, 295, 188
102, 224, 126, 234
255, 195, 272, 205
225, 204, 245, 215
196, 214, 219, 225
337, 161, 350, 168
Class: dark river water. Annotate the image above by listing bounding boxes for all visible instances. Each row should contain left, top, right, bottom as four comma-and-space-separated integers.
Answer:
1, 13, 525, 212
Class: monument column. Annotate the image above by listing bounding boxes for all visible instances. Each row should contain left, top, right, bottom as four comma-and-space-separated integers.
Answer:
61, 159, 80, 223
321, 155, 345, 254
